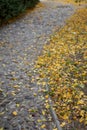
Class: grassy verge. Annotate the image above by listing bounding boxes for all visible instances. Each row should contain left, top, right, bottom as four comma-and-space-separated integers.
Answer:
36, 7, 87, 129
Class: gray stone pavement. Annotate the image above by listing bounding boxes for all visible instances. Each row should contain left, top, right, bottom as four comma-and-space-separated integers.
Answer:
0, 0, 75, 129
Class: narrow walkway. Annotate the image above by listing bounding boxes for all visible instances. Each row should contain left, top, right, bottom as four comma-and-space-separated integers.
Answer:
0, 0, 75, 129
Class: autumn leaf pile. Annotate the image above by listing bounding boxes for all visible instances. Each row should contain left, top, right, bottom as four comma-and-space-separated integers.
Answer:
36, 8, 87, 127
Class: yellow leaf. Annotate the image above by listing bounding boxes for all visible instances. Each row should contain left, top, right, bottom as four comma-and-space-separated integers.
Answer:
42, 82, 46, 86
45, 100, 48, 103
0, 89, 3, 92
60, 122, 66, 127
11, 91, 16, 96
12, 111, 17, 116
41, 124, 46, 128
77, 100, 84, 105
0, 112, 4, 115
62, 114, 69, 120
79, 117, 84, 123
31, 78, 34, 82
13, 85, 19, 88
45, 103, 50, 109
45, 95, 49, 99
37, 119, 42, 123
66, 92, 71, 98
79, 91, 84, 97
33, 93, 37, 96
51, 87, 54, 91
85, 121, 87, 125
16, 104, 20, 107
37, 82, 41, 85
42, 110, 45, 115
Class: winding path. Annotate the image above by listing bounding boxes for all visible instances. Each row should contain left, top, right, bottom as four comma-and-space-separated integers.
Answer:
0, 0, 75, 129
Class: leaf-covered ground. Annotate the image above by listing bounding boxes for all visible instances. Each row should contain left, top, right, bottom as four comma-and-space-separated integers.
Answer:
36, 7, 87, 129
0, 1, 76, 130
55, 0, 87, 5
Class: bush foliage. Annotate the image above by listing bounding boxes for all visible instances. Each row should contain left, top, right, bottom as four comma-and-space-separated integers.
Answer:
0, 0, 39, 24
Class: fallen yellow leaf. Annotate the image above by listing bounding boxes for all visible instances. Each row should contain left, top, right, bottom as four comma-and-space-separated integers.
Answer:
33, 93, 37, 96
60, 122, 66, 127
77, 100, 84, 105
42, 110, 45, 115
37, 119, 42, 123
41, 124, 46, 128
12, 111, 18, 116
45, 95, 49, 99
16, 104, 20, 107
13, 85, 19, 88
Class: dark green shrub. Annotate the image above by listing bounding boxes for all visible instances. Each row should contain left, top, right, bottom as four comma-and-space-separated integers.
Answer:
0, 0, 39, 24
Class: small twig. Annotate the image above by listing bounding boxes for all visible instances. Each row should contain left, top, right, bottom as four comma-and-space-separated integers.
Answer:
48, 97, 62, 130
45, 80, 62, 130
